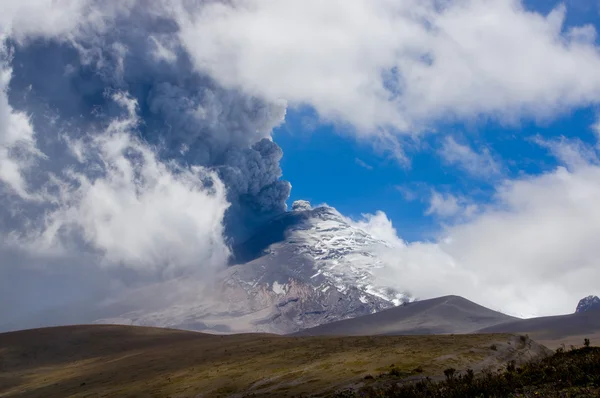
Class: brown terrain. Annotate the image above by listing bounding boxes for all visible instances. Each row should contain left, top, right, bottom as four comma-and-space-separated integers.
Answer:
0, 325, 548, 398
478, 307, 600, 349
295, 295, 600, 351
293, 295, 516, 337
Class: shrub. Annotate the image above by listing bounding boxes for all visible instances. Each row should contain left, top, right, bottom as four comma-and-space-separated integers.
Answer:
519, 335, 528, 344
464, 368, 474, 384
389, 367, 402, 377
339, 346, 600, 398
506, 360, 516, 373
443, 367, 456, 381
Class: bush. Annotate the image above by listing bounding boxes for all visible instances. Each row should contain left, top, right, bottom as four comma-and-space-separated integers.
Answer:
506, 360, 516, 373
339, 346, 600, 398
389, 367, 402, 377
443, 367, 456, 381
584, 338, 591, 348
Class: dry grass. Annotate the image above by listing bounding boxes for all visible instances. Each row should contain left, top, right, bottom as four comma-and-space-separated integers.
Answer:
530, 332, 600, 351
0, 325, 540, 397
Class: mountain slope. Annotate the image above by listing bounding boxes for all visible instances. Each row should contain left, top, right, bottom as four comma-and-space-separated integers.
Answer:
93, 202, 409, 334
294, 295, 516, 336
477, 307, 600, 349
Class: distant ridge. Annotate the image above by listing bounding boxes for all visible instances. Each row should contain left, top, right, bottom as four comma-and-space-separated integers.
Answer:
477, 306, 600, 348
576, 295, 600, 313
293, 295, 516, 336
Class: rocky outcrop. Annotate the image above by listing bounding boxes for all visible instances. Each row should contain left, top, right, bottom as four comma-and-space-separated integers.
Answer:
575, 295, 600, 313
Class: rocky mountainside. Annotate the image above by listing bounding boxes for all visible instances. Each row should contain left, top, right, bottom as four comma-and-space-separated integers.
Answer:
94, 201, 409, 334
576, 296, 600, 313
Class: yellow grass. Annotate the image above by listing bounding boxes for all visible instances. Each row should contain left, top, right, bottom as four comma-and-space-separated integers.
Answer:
0, 325, 528, 397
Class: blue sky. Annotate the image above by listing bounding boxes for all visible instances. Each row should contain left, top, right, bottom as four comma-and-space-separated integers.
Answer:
277, 104, 599, 241
270, 0, 600, 242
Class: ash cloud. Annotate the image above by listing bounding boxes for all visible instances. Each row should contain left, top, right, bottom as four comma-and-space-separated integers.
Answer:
4, 4, 290, 241
0, 1, 291, 330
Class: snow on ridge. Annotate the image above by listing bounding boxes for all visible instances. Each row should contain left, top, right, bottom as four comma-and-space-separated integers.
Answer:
288, 205, 408, 305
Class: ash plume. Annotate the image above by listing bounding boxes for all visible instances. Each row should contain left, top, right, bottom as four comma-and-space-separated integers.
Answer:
5, 3, 290, 242
0, 1, 291, 330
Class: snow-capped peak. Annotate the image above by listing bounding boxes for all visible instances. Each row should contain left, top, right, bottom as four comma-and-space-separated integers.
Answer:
94, 203, 410, 334
286, 205, 408, 306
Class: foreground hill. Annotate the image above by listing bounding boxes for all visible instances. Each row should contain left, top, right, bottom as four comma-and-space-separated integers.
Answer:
478, 307, 600, 349
0, 325, 546, 397
294, 295, 516, 337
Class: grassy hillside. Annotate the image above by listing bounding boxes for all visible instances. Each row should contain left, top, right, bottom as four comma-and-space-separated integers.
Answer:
341, 344, 600, 397
0, 325, 546, 397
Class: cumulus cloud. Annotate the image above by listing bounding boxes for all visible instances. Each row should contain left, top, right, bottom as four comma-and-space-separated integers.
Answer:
425, 190, 477, 219
355, 140, 600, 318
3, 0, 600, 330
351, 211, 405, 247
3, 90, 231, 271
38, 94, 229, 274
177, 0, 600, 133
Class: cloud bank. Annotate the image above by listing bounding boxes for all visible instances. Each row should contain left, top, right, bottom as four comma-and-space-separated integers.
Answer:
356, 137, 600, 317
0, 0, 289, 328
2, 0, 600, 329
178, 0, 600, 133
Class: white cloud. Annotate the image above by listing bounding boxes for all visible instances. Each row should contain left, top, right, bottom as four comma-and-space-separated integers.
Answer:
361, 151, 600, 317
591, 116, 600, 149
0, 0, 87, 39
0, 0, 138, 42
0, 45, 42, 199
351, 211, 405, 247
6, 1, 600, 140
4, 93, 231, 278
426, 191, 461, 218
177, 0, 600, 134
354, 157, 373, 170
439, 136, 501, 178
3, 0, 600, 327
533, 135, 599, 169
425, 190, 477, 219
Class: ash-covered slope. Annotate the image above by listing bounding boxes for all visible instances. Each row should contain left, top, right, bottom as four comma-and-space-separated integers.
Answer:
94, 201, 409, 334
293, 295, 516, 336
478, 297, 600, 348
